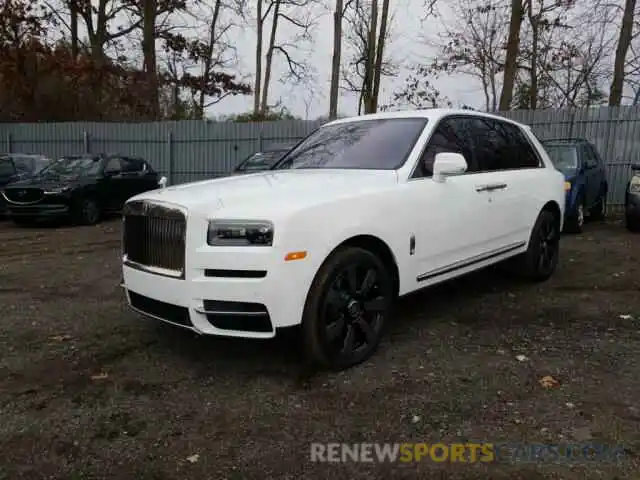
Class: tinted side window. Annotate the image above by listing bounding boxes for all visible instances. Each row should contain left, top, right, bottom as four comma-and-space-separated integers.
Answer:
13, 157, 33, 173
471, 119, 540, 171
414, 117, 476, 178
471, 118, 512, 172
104, 157, 123, 172
0, 158, 16, 176
505, 124, 541, 168
122, 158, 144, 173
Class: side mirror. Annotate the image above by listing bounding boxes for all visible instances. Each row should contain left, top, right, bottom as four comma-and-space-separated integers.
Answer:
432, 152, 467, 183
158, 176, 167, 188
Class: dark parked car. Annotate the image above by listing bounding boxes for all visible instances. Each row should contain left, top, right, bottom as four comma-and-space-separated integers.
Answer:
2, 153, 163, 226
0, 153, 52, 216
541, 138, 608, 233
626, 164, 640, 232
233, 146, 292, 174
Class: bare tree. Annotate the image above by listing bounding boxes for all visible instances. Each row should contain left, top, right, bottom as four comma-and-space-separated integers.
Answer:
342, 0, 396, 114
253, 0, 316, 115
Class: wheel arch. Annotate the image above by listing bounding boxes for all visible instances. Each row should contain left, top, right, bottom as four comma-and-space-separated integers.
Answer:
318, 234, 401, 299
541, 200, 562, 231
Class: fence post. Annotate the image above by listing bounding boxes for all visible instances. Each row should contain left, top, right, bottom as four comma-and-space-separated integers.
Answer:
167, 131, 174, 185
258, 126, 264, 151
83, 131, 91, 153
6, 133, 12, 153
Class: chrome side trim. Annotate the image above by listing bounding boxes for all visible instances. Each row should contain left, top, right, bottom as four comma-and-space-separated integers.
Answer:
417, 241, 526, 282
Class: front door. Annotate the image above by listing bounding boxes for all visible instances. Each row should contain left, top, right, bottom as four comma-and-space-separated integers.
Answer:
408, 116, 497, 285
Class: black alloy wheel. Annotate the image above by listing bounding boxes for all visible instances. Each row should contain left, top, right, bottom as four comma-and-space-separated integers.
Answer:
302, 247, 393, 371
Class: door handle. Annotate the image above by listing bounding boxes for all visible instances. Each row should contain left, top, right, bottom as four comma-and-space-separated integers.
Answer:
476, 183, 507, 192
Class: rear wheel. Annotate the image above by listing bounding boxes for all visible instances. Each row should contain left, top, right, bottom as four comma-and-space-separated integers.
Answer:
74, 198, 101, 225
515, 209, 560, 282
302, 247, 394, 371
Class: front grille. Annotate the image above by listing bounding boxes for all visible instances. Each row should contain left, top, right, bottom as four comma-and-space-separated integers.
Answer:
122, 200, 186, 277
4, 188, 44, 204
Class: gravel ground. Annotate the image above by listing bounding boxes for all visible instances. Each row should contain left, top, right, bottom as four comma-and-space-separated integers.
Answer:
0, 215, 639, 480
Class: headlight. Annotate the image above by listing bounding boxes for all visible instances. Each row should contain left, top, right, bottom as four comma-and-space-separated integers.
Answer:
207, 220, 274, 246
630, 176, 640, 194
44, 186, 71, 194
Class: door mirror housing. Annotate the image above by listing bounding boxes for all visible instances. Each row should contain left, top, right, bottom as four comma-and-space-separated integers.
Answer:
432, 152, 468, 183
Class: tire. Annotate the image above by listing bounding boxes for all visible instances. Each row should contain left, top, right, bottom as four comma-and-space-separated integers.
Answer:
564, 196, 584, 234
74, 197, 101, 225
301, 246, 394, 371
515, 209, 561, 282
627, 213, 640, 233
589, 194, 606, 221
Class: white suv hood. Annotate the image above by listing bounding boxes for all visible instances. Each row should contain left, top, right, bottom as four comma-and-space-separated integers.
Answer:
129, 169, 397, 216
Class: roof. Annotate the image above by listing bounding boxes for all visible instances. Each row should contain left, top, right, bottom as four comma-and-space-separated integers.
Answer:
322, 108, 527, 128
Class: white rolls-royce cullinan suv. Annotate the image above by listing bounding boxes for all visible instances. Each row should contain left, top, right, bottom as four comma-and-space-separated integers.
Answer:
120, 109, 566, 371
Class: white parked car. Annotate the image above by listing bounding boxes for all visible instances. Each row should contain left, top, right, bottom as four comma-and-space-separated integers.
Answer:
120, 109, 565, 371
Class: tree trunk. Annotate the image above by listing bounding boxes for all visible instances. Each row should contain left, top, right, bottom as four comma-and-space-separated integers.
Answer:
528, 3, 539, 110
142, 0, 159, 118
363, 0, 378, 113
254, 0, 264, 115
609, 0, 637, 106
198, 0, 222, 115
499, 0, 523, 110
70, 0, 78, 58
328, 0, 344, 119
260, 0, 281, 113
371, 0, 389, 113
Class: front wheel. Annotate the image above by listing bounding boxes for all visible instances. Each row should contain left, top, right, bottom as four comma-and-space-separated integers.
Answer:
564, 200, 584, 234
590, 194, 607, 221
302, 247, 394, 371
516, 209, 561, 282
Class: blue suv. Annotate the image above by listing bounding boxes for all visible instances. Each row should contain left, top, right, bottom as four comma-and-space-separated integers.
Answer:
541, 138, 608, 233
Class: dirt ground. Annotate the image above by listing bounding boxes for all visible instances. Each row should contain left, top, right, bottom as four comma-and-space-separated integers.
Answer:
0, 215, 639, 480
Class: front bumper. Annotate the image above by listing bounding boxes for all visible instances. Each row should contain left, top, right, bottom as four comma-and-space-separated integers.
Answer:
122, 244, 317, 339
4, 194, 72, 217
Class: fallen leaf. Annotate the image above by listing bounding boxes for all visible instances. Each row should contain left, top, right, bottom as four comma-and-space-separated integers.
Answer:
186, 454, 200, 463
619, 314, 633, 320
411, 415, 421, 424
49, 335, 72, 342
539, 375, 560, 389
566, 402, 575, 409
91, 372, 109, 380
515, 354, 528, 362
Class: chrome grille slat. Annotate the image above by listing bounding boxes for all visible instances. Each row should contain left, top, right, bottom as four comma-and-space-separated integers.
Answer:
122, 201, 186, 278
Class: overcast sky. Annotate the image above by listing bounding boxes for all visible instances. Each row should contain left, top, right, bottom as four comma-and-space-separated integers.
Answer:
208, 0, 480, 119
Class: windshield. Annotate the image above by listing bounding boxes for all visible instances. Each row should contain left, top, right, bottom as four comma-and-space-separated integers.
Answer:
273, 117, 428, 170
543, 144, 579, 175
38, 156, 101, 176
238, 151, 285, 171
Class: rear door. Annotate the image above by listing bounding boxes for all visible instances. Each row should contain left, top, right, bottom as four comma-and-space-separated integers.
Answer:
469, 117, 544, 249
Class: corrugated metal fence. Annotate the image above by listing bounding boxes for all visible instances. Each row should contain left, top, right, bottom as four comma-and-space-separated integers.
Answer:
1, 106, 638, 205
